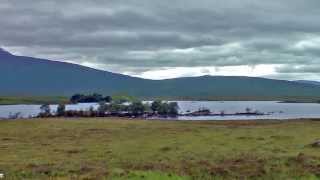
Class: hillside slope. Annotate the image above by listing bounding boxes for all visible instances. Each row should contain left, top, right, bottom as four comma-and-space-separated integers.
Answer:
0, 48, 149, 96
1, 48, 320, 99
295, 80, 320, 86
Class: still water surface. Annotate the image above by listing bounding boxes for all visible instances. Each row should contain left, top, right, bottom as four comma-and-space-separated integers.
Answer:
0, 101, 320, 120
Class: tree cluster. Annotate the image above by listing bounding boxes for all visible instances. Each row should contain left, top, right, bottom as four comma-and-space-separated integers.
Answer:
70, 93, 112, 103
97, 101, 150, 116
151, 100, 179, 116
38, 99, 179, 118
38, 104, 52, 117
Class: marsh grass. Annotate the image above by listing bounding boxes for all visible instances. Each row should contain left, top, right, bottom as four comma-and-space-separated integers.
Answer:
1, 118, 320, 179
0, 96, 68, 105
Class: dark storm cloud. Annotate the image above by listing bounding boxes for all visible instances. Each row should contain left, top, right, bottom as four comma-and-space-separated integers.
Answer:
1, 0, 320, 79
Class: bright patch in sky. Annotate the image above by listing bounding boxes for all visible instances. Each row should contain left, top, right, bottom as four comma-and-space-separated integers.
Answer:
131, 65, 278, 80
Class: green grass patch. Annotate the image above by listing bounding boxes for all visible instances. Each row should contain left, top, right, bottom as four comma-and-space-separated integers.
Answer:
1, 118, 320, 179
0, 96, 69, 105
150, 96, 320, 103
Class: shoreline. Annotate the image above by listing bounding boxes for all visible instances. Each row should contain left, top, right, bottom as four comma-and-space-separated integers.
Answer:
1, 96, 320, 105
2, 116, 320, 123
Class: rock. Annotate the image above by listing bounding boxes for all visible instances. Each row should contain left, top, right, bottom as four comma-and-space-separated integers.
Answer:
310, 140, 320, 148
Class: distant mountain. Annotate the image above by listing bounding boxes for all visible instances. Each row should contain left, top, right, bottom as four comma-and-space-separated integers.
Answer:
1, 48, 320, 99
0, 48, 149, 96
295, 80, 320, 86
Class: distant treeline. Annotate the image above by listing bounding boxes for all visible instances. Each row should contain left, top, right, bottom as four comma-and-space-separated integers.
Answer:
38, 95, 179, 118
70, 93, 112, 103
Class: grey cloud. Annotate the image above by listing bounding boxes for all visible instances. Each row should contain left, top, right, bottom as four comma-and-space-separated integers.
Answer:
1, 0, 320, 80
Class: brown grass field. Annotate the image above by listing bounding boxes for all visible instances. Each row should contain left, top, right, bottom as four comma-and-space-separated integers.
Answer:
1, 118, 320, 179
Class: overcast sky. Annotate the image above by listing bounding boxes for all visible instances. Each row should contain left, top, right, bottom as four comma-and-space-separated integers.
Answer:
1, 0, 320, 80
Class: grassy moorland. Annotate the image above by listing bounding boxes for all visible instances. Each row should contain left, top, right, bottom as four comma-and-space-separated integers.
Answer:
1, 118, 320, 179
158, 96, 320, 103
0, 96, 69, 105
1, 95, 320, 105
0, 95, 320, 105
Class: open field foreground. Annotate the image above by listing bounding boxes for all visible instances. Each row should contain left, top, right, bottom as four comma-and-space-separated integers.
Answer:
1, 118, 320, 179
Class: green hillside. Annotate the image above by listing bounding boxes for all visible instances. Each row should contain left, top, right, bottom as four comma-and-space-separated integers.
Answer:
1, 48, 320, 99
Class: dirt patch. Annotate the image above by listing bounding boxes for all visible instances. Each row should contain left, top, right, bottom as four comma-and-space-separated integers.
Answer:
198, 155, 266, 178
26, 163, 61, 175
85, 128, 111, 134
66, 149, 82, 154
197, 120, 283, 127
53, 148, 85, 154
237, 136, 255, 140
69, 163, 109, 177
124, 162, 175, 172
40, 143, 50, 146
1, 137, 13, 141
290, 153, 320, 176
159, 146, 179, 152
257, 137, 265, 141
123, 155, 266, 178
160, 146, 172, 152
270, 135, 293, 140
157, 127, 196, 134
0, 146, 8, 150
308, 140, 320, 148
271, 148, 287, 153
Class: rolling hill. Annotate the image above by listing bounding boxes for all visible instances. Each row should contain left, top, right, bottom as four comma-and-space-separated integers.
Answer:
295, 80, 320, 86
1, 48, 320, 99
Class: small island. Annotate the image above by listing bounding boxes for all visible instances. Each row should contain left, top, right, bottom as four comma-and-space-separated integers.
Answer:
29, 93, 270, 120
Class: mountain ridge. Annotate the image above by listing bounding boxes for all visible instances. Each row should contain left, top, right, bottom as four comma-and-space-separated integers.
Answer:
294, 80, 320, 86
1, 48, 320, 99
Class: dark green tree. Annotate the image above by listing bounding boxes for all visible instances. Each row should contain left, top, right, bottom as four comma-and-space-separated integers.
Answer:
70, 93, 108, 103
168, 102, 179, 116
97, 102, 108, 116
104, 96, 112, 102
40, 104, 51, 117
151, 100, 162, 113
129, 101, 146, 116
107, 103, 127, 114
56, 104, 66, 116
158, 102, 169, 115
70, 94, 84, 103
